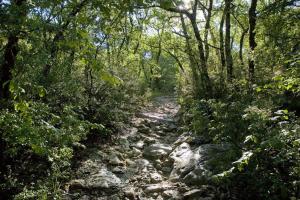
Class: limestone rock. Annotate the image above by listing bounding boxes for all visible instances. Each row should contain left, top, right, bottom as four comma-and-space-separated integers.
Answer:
118, 137, 130, 150
183, 189, 204, 199
162, 190, 181, 199
85, 168, 122, 190
182, 144, 231, 185
135, 158, 151, 169
169, 142, 199, 181
124, 188, 137, 200
131, 140, 144, 149
138, 124, 151, 133
130, 147, 142, 157
172, 132, 193, 147
182, 186, 216, 200
68, 167, 122, 193
112, 166, 126, 174
109, 154, 124, 166
68, 179, 85, 191
143, 143, 172, 159
144, 183, 175, 193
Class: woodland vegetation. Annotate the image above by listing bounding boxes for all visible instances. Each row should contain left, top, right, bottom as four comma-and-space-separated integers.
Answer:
0, 0, 299, 199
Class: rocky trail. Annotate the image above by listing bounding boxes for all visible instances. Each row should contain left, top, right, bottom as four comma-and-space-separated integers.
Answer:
65, 96, 230, 200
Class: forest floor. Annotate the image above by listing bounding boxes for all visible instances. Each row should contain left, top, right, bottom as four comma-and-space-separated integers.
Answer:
64, 96, 224, 200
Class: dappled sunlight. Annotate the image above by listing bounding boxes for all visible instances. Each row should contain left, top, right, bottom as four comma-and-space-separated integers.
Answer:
0, 0, 299, 199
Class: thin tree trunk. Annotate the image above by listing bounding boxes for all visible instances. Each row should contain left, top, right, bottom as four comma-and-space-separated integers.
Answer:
159, 0, 212, 97
166, 50, 185, 74
248, 0, 258, 92
219, 10, 226, 82
239, 28, 248, 66
180, 14, 201, 97
225, 0, 233, 82
188, 16, 212, 97
204, 0, 213, 62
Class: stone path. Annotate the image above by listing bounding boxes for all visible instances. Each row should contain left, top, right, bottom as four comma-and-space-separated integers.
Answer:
64, 96, 227, 200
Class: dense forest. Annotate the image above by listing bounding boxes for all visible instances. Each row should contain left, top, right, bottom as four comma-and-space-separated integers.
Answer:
0, 0, 299, 199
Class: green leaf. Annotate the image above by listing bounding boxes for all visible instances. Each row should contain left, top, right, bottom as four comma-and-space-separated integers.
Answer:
233, 151, 254, 171
293, 139, 300, 147
244, 135, 258, 144
38, 87, 46, 98
286, 84, 293, 90
256, 87, 262, 92
100, 71, 123, 86
14, 101, 29, 112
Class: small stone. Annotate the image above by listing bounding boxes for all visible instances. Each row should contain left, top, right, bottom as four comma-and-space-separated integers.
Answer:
162, 190, 173, 198
150, 172, 163, 183
155, 159, 162, 165
183, 189, 204, 199
130, 147, 142, 157
109, 155, 124, 166
145, 185, 163, 193
79, 195, 90, 200
112, 166, 125, 174
68, 179, 85, 191
144, 137, 157, 145
155, 163, 162, 170
124, 188, 136, 200
156, 195, 164, 200
119, 137, 130, 149
162, 167, 172, 173
72, 142, 87, 150
131, 140, 144, 149
162, 158, 173, 168
144, 183, 175, 193
162, 190, 180, 199
125, 159, 135, 166
84, 167, 122, 190
135, 158, 150, 169
139, 125, 150, 133
167, 123, 177, 132
152, 193, 159, 197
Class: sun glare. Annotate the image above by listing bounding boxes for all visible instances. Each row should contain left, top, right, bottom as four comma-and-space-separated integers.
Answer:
181, 0, 192, 9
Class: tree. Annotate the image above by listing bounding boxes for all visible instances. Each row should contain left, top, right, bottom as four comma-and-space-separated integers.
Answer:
0, 0, 27, 100
158, 0, 213, 97
224, 0, 233, 81
248, 0, 258, 91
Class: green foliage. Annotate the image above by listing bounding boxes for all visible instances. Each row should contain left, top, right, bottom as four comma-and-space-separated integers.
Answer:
0, 0, 299, 199
182, 93, 300, 199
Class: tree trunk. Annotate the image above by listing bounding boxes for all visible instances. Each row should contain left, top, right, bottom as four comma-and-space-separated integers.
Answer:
180, 14, 201, 97
204, 0, 213, 62
166, 50, 185, 74
219, 9, 226, 82
225, 0, 233, 82
248, 0, 258, 91
0, 0, 26, 100
0, 35, 19, 99
159, 0, 212, 97
239, 28, 248, 66
0, 0, 26, 190
188, 13, 212, 97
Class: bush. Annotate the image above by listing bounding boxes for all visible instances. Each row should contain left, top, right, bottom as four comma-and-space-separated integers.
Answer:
181, 93, 300, 199
0, 100, 106, 199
